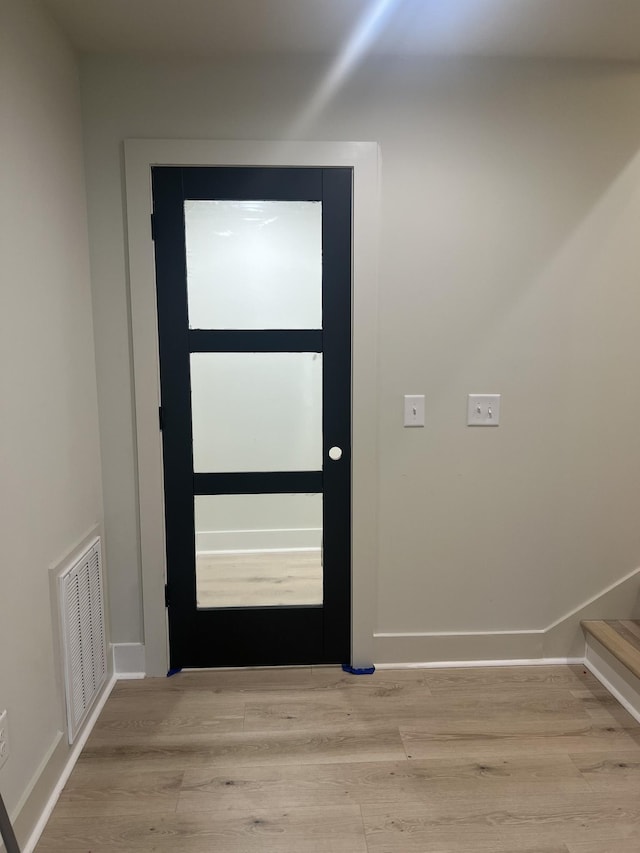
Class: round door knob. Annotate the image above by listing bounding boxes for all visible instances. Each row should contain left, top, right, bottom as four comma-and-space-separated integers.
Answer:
328, 446, 343, 461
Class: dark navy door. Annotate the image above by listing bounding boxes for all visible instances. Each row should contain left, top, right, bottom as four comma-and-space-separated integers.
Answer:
152, 166, 352, 668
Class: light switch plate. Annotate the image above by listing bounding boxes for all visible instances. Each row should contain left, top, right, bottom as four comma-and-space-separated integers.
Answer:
404, 395, 425, 427
468, 394, 501, 426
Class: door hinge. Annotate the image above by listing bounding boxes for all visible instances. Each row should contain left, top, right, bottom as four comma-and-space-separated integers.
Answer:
158, 406, 163, 431
164, 584, 170, 608
150, 213, 156, 241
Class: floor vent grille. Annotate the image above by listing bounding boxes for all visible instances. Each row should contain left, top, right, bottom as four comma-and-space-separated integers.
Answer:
58, 537, 107, 743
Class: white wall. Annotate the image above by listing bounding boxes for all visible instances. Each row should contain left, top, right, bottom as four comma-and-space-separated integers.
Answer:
0, 0, 103, 833
80, 54, 640, 657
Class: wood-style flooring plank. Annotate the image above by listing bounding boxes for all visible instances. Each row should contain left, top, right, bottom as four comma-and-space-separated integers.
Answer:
363, 836, 569, 853
567, 841, 640, 853
35, 806, 368, 852
98, 696, 246, 724
233, 678, 432, 719
89, 710, 245, 740
571, 692, 640, 728
102, 683, 246, 710
53, 768, 183, 817
177, 754, 589, 813
242, 688, 435, 732
422, 665, 598, 694
400, 720, 640, 759
415, 689, 591, 716
77, 725, 407, 771
361, 791, 640, 850
568, 750, 640, 792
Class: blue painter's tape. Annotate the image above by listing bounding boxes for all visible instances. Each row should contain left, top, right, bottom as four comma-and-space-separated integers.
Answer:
167, 667, 183, 677
342, 663, 375, 675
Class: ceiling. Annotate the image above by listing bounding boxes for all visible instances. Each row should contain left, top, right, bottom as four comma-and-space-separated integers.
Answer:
41, 0, 640, 62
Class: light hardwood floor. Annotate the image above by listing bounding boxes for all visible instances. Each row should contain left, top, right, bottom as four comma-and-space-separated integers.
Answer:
35, 665, 640, 852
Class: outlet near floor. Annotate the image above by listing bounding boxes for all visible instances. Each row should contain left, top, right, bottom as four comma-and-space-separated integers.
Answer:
0, 710, 9, 770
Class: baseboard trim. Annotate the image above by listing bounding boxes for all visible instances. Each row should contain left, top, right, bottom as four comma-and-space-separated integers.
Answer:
7, 730, 63, 851
112, 642, 146, 678
375, 657, 585, 670
19, 673, 117, 853
584, 635, 640, 725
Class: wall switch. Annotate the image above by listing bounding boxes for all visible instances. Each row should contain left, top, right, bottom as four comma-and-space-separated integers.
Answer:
404, 394, 425, 427
0, 710, 8, 770
467, 394, 501, 426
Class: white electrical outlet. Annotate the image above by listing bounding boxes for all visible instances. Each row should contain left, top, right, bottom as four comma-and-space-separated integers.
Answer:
0, 710, 9, 770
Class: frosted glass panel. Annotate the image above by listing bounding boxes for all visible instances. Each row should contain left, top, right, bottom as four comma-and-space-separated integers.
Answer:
195, 493, 323, 608
185, 200, 322, 329
191, 352, 322, 472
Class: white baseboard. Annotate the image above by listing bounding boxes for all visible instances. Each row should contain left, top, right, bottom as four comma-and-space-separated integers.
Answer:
373, 630, 546, 663
112, 643, 146, 678
196, 527, 321, 552
19, 673, 117, 853
4, 731, 63, 853
375, 657, 585, 670
584, 635, 640, 725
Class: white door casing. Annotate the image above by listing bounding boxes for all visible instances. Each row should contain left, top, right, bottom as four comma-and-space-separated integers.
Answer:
124, 139, 379, 675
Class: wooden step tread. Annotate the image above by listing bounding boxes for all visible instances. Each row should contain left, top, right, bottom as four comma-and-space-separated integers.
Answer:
582, 619, 640, 680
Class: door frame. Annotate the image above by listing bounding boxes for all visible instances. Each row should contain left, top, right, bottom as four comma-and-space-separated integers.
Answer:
124, 139, 379, 676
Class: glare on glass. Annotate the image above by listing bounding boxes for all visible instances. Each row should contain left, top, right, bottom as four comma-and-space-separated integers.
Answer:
195, 493, 323, 608
190, 352, 322, 473
185, 200, 322, 330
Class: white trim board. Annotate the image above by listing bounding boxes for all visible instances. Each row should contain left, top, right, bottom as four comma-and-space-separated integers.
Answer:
112, 642, 146, 678
376, 657, 585, 669
124, 139, 380, 674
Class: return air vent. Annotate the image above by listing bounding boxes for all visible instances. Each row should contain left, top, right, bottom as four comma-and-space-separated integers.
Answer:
58, 537, 107, 743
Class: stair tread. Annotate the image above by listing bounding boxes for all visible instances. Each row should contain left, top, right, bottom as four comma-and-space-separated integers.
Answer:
582, 619, 640, 680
